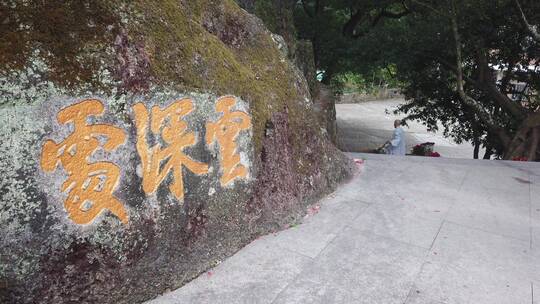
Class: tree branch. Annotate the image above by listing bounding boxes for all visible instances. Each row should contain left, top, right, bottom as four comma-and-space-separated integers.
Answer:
450, 2, 510, 145
425, 51, 527, 121
497, 59, 516, 95
528, 127, 540, 161
343, 3, 410, 38
301, 0, 314, 18
514, 0, 540, 42
371, 7, 410, 27
476, 50, 527, 119
523, 112, 540, 128
410, 0, 446, 17
342, 9, 366, 37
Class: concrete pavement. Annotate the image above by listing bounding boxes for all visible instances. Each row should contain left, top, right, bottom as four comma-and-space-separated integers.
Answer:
147, 153, 540, 304
336, 100, 483, 159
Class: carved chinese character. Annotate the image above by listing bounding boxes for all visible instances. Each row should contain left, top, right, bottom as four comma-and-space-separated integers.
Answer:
133, 99, 208, 200
41, 99, 128, 224
206, 96, 252, 186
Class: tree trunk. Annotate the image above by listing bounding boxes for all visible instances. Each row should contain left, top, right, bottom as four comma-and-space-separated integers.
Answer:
504, 126, 529, 159
449, 9, 511, 147
503, 113, 540, 160
483, 146, 492, 159
482, 137, 493, 159
515, 0, 540, 42
473, 141, 480, 159
528, 127, 540, 161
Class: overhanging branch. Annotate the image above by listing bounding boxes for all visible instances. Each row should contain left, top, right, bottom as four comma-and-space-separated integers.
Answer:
515, 0, 540, 42
476, 51, 527, 119
342, 3, 410, 38
425, 52, 526, 121
301, 0, 314, 18
450, 2, 510, 145
371, 7, 410, 27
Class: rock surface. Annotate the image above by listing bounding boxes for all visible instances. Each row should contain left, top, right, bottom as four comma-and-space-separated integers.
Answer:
0, 1, 354, 303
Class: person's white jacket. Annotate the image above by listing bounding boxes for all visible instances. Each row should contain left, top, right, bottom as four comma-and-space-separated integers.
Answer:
389, 126, 406, 155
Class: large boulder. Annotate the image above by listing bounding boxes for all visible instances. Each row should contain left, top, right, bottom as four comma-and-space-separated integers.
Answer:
0, 1, 355, 303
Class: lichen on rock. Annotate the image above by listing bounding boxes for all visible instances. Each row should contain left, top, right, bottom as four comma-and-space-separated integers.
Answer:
0, 1, 355, 303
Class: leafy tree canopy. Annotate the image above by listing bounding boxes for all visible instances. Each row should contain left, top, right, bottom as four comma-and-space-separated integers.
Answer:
266, 0, 540, 160
239, 0, 540, 159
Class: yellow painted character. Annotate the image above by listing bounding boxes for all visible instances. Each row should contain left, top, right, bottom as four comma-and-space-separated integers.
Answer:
41, 99, 128, 224
133, 99, 208, 200
206, 96, 252, 186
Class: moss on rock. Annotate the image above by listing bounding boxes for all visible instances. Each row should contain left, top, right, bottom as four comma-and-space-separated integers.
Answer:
0, 1, 354, 303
